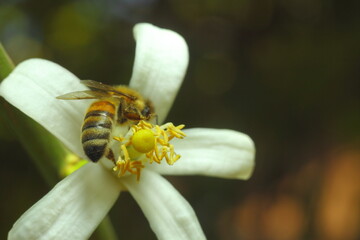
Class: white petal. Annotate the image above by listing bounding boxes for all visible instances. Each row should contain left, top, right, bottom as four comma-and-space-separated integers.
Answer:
129, 23, 189, 123
148, 128, 255, 180
121, 170, 206, 240
8, 163, 121, 240
0, 59, 91, 156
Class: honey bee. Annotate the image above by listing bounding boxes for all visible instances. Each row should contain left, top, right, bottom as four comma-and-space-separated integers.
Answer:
57, 80, 154, 163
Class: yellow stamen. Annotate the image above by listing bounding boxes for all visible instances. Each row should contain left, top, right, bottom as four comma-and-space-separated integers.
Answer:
113, 120, 186, 180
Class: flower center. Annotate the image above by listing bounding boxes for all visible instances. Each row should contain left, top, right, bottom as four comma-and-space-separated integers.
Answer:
112, 120, 186, 180
132, 129, 156, 153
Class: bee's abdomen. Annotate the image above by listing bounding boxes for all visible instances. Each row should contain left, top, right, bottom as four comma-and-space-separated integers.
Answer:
81, 101, 115, 162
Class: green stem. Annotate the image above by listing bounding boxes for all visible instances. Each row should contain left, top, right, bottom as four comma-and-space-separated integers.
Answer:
0, 43, 65, 184
0, 43, 118, 240
0, 43, 15, 80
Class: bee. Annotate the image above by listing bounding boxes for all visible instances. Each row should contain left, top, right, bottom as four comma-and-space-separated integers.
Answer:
57, 80, 154, 163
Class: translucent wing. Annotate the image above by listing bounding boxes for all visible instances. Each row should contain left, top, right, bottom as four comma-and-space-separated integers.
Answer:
81, 80, 136, 100
56, 90, 111, 100
81, 80, 118, 92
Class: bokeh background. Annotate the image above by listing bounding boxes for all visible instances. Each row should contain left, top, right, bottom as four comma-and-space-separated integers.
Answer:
1, 0, 360, 239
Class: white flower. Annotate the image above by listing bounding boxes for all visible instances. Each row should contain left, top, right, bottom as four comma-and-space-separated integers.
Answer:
1, 23, 255, 240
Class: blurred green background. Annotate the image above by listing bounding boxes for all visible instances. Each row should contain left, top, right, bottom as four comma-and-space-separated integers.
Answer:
1, 0, 360, 239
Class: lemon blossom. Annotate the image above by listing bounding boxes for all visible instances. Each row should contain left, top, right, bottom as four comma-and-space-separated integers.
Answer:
1, 23, 255, 240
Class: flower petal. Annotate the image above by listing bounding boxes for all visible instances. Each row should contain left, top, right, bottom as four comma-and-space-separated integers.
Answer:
129, 23, 189, 123
0, 59, 90, 156
148, 128, 255, 180
8, 164, 121, 240
121, 170, 206, 240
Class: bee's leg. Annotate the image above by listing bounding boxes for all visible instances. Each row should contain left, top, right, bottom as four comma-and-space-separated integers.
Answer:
117, 98, 128, 124
147, 113, 158, 124
106, 149, 116, 164
154, 114, 159, 125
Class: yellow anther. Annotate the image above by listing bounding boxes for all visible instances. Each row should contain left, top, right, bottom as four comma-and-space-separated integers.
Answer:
166, 123, 186, 140
121, 144, 130, 162
113, 145, 145, 181
131, 129, 156, 153
132, 120, 153, 132
113, 136, 125, 142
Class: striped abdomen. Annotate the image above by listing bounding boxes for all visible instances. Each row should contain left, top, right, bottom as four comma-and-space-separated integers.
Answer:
82, 100, 115, 162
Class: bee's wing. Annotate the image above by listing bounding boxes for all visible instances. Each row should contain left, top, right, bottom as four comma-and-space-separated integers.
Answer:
81, 80, 118, 92
56, 90, 111, 100
81, 80, 136, 100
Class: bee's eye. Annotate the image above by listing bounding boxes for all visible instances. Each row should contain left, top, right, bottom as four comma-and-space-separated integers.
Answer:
141, 106, 151, 117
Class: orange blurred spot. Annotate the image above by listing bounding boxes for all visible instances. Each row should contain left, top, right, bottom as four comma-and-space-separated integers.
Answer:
233, 194, 305, 240
262, 195, 305, 240
315, 151, 360, 240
